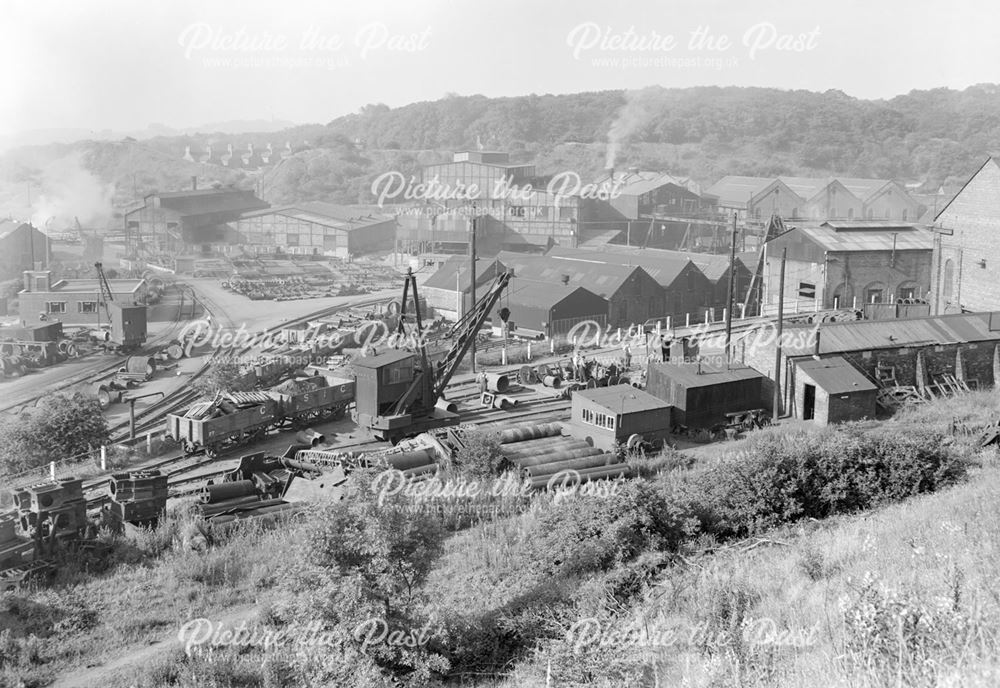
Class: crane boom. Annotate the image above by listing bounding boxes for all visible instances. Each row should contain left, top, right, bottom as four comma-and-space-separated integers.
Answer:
95, 261, 115, 323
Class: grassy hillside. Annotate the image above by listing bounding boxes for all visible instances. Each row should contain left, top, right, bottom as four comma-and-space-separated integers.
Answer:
2, 392, 998, 687
2, 85, 999, 218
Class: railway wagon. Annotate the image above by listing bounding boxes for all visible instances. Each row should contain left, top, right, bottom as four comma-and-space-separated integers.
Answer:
166, 395, 281, 456
272, 377, 355, 426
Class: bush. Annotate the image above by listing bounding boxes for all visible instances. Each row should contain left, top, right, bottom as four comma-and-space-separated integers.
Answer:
451, 429, 511, 479
670, 426, 970, 540
527, 481, 694, 577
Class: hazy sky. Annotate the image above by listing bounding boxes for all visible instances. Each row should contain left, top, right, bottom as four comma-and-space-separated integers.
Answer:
1, 0, 997, 135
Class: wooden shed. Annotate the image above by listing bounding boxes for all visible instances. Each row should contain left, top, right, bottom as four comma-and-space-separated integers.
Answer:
569, 385, 672, 451
645, 361, 766, 429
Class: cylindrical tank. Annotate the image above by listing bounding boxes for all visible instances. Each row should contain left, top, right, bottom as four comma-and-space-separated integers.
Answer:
125, 356, 157, 377
485, 373, 510, 393
296, 429, 326, 446
200, 480, 257, 504
511, 445, 603, 467
530, 464, 632, 490
435, 398, 458, 414
499, 423, 564, 444
90, 330, 111, 342
525, 453, 619, 477
384, 448, 436, 471
542, 375, 562, 389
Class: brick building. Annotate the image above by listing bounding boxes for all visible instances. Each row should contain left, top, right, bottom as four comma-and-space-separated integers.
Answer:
421, 257, 508, 320
17, 270, 147, 326
932, 157, 1000, 314
793, 356, 878, 425
762, 221, 934, 312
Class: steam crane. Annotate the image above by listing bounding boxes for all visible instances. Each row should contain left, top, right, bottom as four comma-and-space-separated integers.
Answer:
351, 267, 512, 443
95, 261, 115, 326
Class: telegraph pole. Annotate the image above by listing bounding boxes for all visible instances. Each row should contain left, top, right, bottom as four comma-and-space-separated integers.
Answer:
470, 215, 477, 374
772, 247, 787, 423
724, 212, 737, 367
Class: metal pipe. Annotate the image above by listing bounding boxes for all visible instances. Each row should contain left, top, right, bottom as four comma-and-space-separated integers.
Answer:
470, 216, 477, 374
200, 480, 257, 504
542, 375, 562, 389
485, 373, 510, 393
383, 448, 436, 471
525, 453, 619, 477
402, 463, 438, 479
499, 423, 564, 444
503, 442, 596, 463
530, 464, 632, 489
773, 247, 787, 423
501, 435, 585, 456
725, 212, 737, 366
435, 398, 458, 414
516, 447, 606, 469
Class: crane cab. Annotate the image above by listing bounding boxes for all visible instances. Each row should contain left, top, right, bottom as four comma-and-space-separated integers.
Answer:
350, 349, 458, 442
109, 303, 147, 351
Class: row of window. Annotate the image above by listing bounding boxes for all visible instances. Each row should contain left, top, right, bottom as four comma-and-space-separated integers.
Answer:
580, 408, 616, 430
45, 301, 100, 314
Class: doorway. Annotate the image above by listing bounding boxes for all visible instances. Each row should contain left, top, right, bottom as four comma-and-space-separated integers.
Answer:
803, 384, 816, 421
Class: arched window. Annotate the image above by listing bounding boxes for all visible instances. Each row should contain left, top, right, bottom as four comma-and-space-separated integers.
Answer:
832, 283, 853, 309
896, 282, 919, 301
943, 259, 955, 302
865, 282, 886, 304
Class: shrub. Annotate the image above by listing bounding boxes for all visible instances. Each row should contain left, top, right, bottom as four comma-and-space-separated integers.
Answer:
451, 429, 511, 479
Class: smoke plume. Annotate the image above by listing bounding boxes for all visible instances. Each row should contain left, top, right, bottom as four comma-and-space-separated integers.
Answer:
30, 153, 114, 231
605, 86, 665, 170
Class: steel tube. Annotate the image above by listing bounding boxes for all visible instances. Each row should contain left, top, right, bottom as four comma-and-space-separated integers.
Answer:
499, 423, 564, 444
525, 453, 619, 477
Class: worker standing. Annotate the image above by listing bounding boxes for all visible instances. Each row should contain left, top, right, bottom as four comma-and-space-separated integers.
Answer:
622, 342, 632, 370
478, 371, 488, 395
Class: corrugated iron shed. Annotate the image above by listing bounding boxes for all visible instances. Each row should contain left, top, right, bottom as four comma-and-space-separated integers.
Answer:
795, 356, 877, 394
574, 386, 671, 414
785, 312, 1000, 355
649, 362, 764, 388
792, 223, 933, 252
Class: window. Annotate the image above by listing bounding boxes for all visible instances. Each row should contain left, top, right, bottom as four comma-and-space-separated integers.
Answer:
581, 408, 616, 430
898, 285, 918, 300
901, 209, 908, 221
790, 207, 798, 219
385, 363, 413, 384
45, 302, 66, 314
78, 301, 98, 313
943, 259, 955, 302
865, 283, 886, 304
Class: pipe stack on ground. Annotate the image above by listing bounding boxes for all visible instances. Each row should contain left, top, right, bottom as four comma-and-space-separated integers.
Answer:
529, 464, 632, 490
499, 423, 564, 444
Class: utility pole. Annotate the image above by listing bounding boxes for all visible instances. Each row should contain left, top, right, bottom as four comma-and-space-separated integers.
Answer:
772, 247, 787, 423
724, 212, 737, 367
470, 215, 477, 374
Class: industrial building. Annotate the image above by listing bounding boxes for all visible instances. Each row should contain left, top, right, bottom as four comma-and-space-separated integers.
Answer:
793, 356, 878, 425
17, 270, 148, 327
645, 362, 767, 429
932, 156, 1000, 314
739, 312, 1000, 417
124, 187, 269, 254
708, 176, 923, 226
233, 202, 396, 258
761, 221, 934, 312
580, 169, 723, 249
0, 221, 50, 281
496, 251, 664, 328
421, 257, 508, 320
569, 385, 672, 451
504, 279, 608, 337
545, 246, 717, 322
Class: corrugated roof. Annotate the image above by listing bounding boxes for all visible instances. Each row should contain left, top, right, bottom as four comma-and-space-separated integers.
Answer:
595, 171, 702, 197
795, 356, 877, 394
351, 349, 414, 369
507, 279, 606, 310
150, 189, 269, 217
783, 312, 1000, 356
708, 175, 903, 207
575, 386, 671, 413
792, 223, 933, 252
544, 246, 698, 287
705, 176, 776, 207
648, 362, 765, 388
239, 202, 393, 231
422, 257, 506, 291
495, 251, 649, 296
